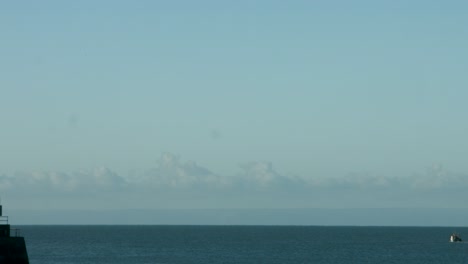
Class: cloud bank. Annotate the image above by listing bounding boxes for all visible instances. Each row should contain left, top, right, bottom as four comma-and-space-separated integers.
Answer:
2, 153, 468, 209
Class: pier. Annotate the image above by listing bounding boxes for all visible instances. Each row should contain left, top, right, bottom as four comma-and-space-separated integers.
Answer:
0, 204, 29, 263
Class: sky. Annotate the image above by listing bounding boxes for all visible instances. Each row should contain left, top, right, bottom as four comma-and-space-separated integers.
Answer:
1, 1, 468, 222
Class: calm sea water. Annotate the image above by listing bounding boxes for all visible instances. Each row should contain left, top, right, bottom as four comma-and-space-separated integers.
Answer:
19, 226, 468, 264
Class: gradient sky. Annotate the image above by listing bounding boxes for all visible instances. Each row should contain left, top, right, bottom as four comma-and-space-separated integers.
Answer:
1, 1, 468, 214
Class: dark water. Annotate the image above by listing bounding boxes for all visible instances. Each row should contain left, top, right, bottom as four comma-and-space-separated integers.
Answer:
19, 226, 468, 264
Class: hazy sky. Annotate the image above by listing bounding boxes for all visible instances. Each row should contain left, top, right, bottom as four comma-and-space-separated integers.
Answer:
1, 1, 468, 214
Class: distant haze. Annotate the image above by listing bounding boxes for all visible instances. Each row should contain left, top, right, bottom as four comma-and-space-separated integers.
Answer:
1, 1, 468, 224
9, 208, 468, 227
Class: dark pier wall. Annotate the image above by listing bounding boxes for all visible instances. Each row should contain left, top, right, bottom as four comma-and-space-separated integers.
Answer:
0, 237, 29, 264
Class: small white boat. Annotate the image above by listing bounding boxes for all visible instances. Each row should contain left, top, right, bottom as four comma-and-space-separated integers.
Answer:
450, 233, 462, 242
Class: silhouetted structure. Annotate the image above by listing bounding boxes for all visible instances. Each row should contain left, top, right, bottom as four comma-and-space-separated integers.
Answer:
0, 204, 29, 263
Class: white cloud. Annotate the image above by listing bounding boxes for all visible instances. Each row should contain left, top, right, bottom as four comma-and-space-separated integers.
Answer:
313, 173, 399, 190
235, 161, 304, 190
3, 154, 468, 209
404, 164, 468, 190
87, 167, 127, 189
1, 167, 127, 194
3, 155, 468, 194
141, 153, 223, 188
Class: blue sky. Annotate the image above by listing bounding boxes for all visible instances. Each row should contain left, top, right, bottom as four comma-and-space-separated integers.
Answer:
1, 1, 468, 215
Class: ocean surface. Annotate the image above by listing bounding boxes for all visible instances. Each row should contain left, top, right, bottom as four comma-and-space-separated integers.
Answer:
19, 226, 468, 264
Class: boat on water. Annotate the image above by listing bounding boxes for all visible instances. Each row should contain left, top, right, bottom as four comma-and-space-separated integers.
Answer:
450, 233, 462, 242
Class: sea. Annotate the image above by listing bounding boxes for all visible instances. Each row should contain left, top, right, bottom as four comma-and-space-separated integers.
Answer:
20, 226, 468, 264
